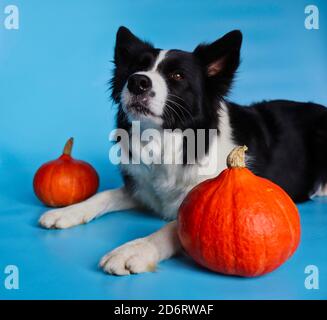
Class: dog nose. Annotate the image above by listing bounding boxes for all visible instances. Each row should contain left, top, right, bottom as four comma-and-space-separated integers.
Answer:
127, 74, 152, 95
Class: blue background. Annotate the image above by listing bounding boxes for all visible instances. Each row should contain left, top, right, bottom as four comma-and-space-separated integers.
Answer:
0, 0, 326, 299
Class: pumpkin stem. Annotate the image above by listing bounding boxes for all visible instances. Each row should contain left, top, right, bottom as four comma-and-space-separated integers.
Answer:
63, 137, 74, 156
227, 145, 248, 168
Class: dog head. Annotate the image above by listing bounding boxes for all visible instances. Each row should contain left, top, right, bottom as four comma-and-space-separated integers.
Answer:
111, 26, 242, 130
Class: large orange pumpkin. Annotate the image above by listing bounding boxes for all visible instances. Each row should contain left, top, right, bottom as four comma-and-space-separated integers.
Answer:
178, 146, 301, 277
33, 138, 99, 207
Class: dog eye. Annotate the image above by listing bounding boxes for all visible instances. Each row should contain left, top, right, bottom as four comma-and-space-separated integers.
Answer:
169, 72, 184, 81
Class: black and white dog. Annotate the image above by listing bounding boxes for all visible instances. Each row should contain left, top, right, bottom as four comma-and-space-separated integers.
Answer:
39, 27, 327, 275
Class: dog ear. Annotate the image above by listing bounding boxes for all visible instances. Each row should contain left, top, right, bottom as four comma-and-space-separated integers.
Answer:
114, 26, 152, 65
193, 30, 242, 96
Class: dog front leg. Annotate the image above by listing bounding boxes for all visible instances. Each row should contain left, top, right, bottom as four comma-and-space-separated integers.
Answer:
39, 187, 138, 229
100, 220, 182, 275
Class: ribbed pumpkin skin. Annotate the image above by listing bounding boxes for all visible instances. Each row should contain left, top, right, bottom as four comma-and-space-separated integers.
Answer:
178, 167, 301, 277
33, 154, 99, 207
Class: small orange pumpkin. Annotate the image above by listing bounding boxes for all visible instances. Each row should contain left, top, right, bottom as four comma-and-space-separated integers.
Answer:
178, 146, 301, 277
33, 138, 99, 207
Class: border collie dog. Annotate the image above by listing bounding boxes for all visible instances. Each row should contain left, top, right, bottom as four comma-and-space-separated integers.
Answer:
39, 27, 327, 275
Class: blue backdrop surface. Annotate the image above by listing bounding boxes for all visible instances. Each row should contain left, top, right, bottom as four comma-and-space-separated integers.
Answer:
0, 0, 326, 299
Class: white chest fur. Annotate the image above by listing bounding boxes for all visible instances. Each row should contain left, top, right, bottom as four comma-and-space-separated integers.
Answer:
120, 103, 236, 220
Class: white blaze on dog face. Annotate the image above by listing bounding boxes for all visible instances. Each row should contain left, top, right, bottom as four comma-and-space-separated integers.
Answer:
139, 50, 168, 115
121, 50, 168, 126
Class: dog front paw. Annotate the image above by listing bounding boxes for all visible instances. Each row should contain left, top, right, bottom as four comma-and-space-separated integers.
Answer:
39, 206, 90, 229
99, 239, 159, 275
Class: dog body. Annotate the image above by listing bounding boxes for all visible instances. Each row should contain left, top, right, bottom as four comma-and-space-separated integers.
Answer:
39, 27, 327, 275
120, 98, 327, 222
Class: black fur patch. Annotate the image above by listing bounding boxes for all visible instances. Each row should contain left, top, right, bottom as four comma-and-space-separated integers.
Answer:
228, 100, 327, 202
